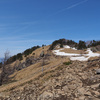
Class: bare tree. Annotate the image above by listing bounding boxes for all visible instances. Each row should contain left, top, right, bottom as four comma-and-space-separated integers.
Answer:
3, 50, 10, 64
0, 50, 10, 85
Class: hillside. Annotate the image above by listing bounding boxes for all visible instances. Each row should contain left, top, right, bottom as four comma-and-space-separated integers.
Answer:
0, 39, 100, 100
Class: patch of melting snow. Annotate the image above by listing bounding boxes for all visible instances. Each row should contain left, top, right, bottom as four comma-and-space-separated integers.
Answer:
63, 45, 70, 49
53, 49, 80, 56
63, 45, 77, 50
53, 46, 100, 61
70, 56, 89, 61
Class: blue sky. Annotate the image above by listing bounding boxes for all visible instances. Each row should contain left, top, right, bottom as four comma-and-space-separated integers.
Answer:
0, 0, 100, 57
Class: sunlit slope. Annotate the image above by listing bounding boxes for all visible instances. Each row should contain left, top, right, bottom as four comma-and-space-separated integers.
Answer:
0, 45, 69, 93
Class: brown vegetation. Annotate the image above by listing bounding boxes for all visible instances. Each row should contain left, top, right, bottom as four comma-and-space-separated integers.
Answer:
0, 45, 100, 100
60, 48, 87, 54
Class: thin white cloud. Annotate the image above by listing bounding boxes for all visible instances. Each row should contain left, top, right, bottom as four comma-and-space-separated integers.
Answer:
0, 20, 38, 34
55, 0, 88, 14
0, 36, 53, 44
67, 0, 88, 9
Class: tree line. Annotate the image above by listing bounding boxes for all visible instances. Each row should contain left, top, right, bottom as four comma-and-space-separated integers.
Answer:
49, 39, 100, 50
0, 45, 40, 66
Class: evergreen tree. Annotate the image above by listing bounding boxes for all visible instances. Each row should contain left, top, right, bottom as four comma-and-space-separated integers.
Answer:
78, 40, 87, 50
60, 44, 63, 48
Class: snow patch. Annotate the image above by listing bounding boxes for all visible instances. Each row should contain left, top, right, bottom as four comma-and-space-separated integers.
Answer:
63, 45, 70, 49
63, 45, 77, 50
70, 56, 89, 61
53, 49, 80, 56
53, 45, 100, 61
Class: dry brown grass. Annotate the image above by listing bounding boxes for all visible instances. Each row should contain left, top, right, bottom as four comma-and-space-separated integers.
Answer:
60, 48, 87, 54
30, 45, 50, 57
1, 44, 100, 95
0, 54, 69, 93
88, 56, 100, 60
0, 45, 71, 94
1, 45, 100, 94
96, 51, 100, 53
11, 45, 50, 66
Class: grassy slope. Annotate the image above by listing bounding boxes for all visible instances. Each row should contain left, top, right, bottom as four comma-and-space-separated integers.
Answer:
0, 45, 69, 94
0, 45, 99, 96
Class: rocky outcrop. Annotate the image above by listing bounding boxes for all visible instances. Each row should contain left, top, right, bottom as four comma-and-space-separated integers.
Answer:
1, 59, 100, 100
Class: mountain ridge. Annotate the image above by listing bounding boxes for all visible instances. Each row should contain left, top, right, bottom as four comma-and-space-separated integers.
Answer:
0, 39, 100, 100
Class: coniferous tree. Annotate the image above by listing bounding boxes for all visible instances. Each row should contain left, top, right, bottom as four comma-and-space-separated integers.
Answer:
78, 40, 87, 50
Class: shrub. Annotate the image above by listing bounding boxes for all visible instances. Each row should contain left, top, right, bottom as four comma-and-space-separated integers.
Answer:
49, 39, 77, 50
77, 40, 87, 50
87, 40, 100, 47
16, 53, 23, 61
23, 45, 40, 56
63, 61, 72, 65
49, 39, 65, 50
60, 44, 63, 48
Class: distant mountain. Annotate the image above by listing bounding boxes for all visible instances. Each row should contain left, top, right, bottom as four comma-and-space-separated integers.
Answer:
0, 38, 100, 100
